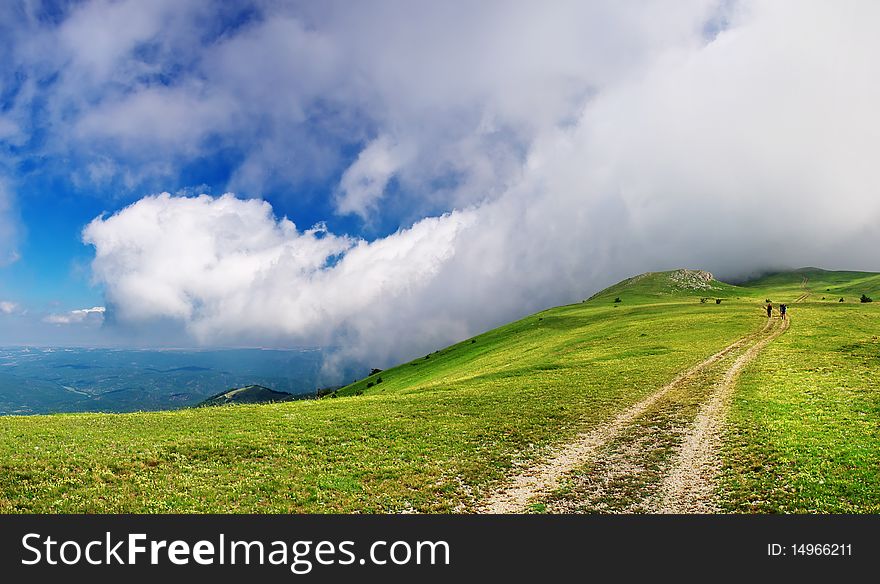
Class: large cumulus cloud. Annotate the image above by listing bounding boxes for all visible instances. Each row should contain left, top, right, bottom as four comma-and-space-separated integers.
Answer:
84, 194, 476, 370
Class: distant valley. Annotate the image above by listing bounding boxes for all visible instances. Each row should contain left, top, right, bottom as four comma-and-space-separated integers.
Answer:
0, 347, 363, 415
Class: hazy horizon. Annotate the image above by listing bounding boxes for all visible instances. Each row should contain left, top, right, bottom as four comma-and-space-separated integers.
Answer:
0, 345, 365, 415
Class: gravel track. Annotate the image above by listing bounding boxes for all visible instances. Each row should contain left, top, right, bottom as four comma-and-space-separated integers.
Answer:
479, 320, 773, 514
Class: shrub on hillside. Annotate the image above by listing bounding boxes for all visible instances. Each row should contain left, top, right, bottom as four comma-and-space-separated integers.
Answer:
316, 386, 340, 398
613, 297, 622, 303
861, 294, 873, 303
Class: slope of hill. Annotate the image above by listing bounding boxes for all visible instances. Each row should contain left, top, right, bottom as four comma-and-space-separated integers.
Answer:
0, 267, 877, 514
197, 385, 298, 407
335, 269, 748, 400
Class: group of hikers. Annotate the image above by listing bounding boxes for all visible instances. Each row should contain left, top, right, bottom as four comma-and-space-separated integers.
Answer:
766, 302, 787, 319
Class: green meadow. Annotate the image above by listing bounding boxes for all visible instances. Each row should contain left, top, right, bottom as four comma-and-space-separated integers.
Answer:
722, 271, 880, 513
0, 268, 877, 513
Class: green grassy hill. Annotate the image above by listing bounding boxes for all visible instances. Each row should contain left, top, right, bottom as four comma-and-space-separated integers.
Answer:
197, 385, 298, 407
0, 268, 877, 513
741, 267, 880, 302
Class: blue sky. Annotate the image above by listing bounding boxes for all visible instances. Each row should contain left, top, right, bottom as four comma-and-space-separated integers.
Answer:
1, 1, 879, 372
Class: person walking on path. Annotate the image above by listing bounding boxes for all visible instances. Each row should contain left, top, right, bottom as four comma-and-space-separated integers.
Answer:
766, 303, 772, 318
780, 303, 787, 320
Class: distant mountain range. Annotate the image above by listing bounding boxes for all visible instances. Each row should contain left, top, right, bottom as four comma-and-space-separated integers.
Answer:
0, 347, 364, 415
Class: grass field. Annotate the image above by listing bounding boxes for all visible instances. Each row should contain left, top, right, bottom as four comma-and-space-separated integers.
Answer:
0, 268, 877, 513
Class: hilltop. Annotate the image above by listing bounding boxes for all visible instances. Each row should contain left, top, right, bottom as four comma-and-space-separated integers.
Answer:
197, 385, 298, 407
587, 269, 741, 303
0, 267, 877, 514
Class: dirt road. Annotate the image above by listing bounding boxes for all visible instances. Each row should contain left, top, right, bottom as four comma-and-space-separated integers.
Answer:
479, 318, 781, 513
480, 290, 807, 514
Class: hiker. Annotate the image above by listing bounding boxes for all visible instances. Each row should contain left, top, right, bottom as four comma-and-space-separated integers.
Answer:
780, 303, 787, 320
766, 303, 772, 318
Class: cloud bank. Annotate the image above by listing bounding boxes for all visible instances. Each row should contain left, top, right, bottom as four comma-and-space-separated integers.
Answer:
43, 306, 105, 325
49, 0, 880, 373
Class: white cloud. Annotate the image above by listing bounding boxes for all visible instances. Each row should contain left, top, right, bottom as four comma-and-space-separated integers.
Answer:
56, 0, 187, 83
44, 306, 106, 325
74, 86, 235, 154
293, 0, 720, 217
0, 117, 22, 144
0, 178, 20, 266
336, 136, 409, 219
0, 301, 19, 315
